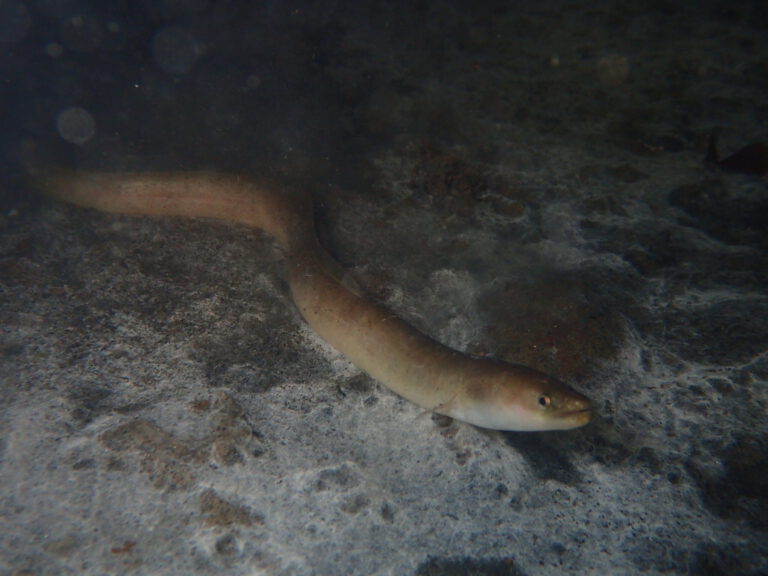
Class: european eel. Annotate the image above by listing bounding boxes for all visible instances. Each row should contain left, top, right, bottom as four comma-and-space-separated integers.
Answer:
40, 170, 592, 431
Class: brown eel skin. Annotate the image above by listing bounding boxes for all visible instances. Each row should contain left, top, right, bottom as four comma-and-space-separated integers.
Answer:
37, 168, 593, 432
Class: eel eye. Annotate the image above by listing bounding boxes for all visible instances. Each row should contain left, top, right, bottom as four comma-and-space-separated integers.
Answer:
538, 394, 552, 408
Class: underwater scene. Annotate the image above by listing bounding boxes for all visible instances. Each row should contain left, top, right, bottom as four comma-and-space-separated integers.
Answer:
0, 1, 766, 574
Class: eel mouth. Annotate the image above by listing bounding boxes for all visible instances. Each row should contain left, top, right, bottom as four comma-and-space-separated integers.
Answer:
565, 407, 592, 415
561, 406, 593, 423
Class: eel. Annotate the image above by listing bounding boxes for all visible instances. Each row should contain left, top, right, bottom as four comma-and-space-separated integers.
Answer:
39, 169, 592, 431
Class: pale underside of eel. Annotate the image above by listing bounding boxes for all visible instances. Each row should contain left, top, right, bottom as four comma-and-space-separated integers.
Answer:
39, 170, 593, 431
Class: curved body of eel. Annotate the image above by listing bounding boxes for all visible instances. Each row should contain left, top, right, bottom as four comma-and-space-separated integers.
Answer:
40, 170, 592, 431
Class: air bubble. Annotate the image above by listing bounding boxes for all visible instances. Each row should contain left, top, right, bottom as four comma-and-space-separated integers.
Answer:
45, 42, 63, 58
56, 107, 96, 145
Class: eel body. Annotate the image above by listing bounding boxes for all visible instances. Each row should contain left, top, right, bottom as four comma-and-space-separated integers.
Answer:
41, 170, 592, 431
